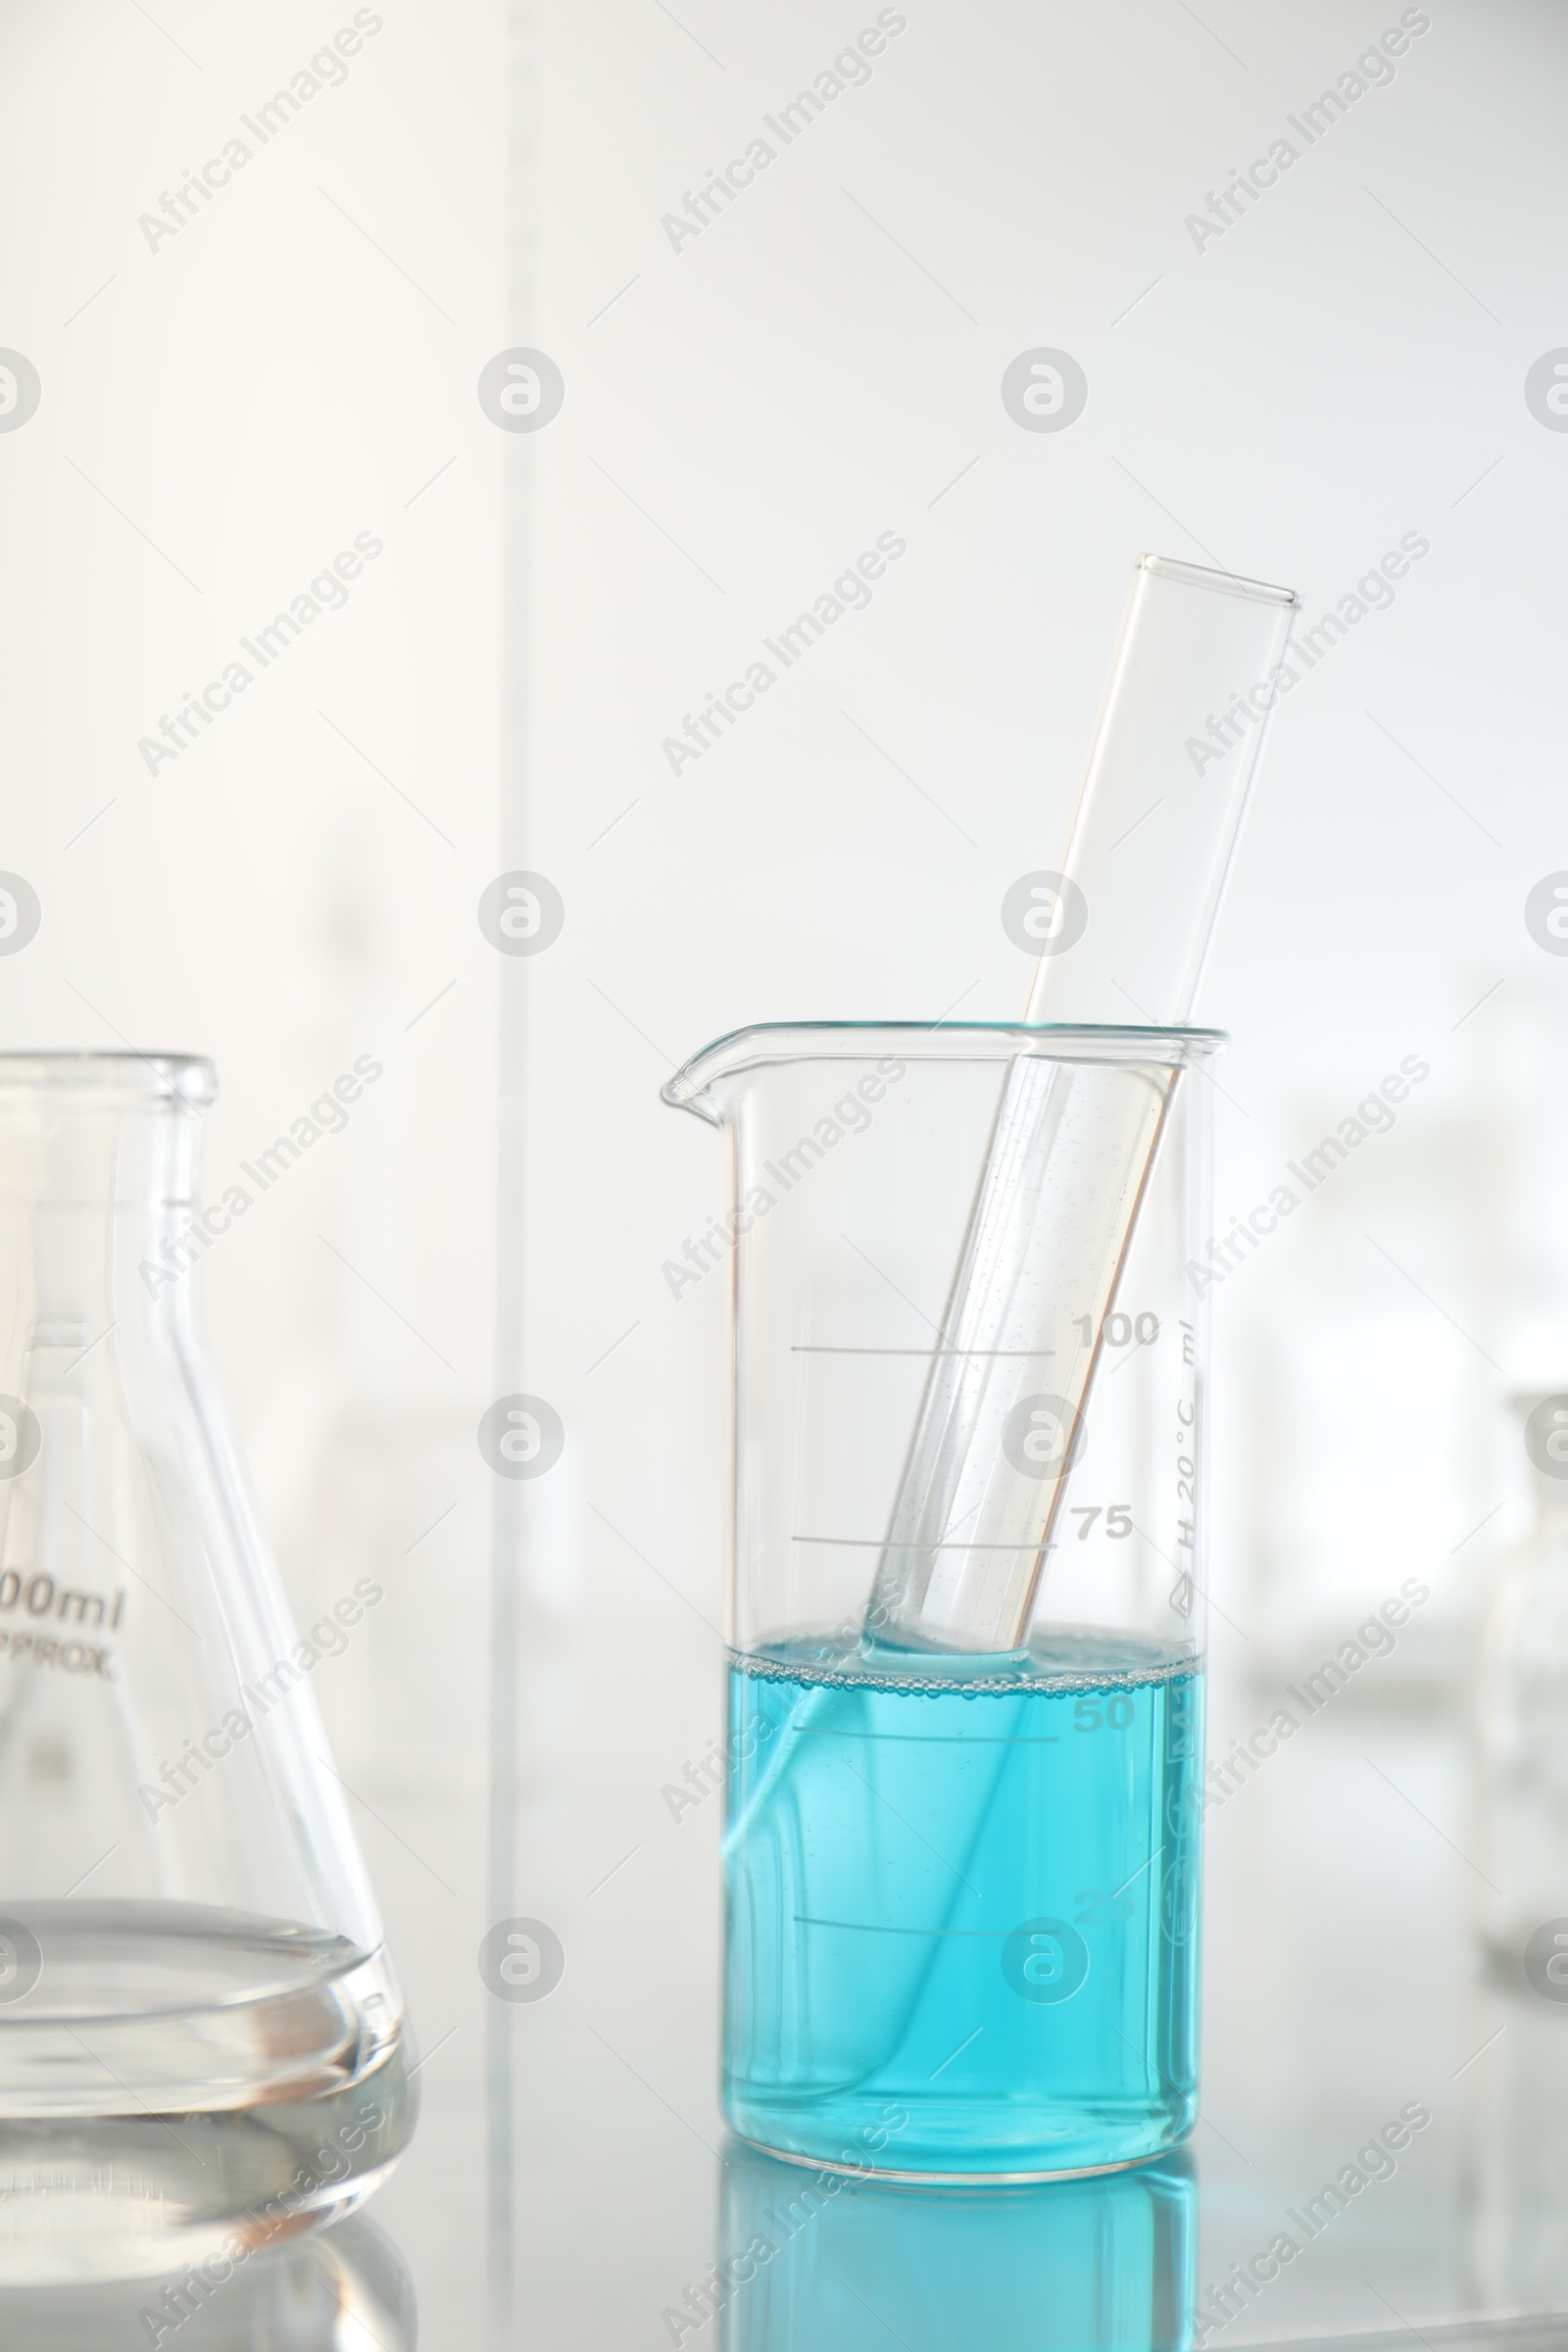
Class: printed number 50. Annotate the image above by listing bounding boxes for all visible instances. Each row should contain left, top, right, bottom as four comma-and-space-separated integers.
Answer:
1074, 1694, 1135, 1732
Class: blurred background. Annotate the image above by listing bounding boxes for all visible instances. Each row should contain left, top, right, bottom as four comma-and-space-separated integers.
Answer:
3, 0, 1568, 2340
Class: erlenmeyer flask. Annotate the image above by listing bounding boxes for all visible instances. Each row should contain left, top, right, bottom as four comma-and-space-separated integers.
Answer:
0, 1054, 414, 2283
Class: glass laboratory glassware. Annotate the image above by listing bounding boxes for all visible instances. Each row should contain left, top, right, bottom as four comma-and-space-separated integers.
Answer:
712, 2135, 1195, 2351
1474, 1389, 1568, 1976
873, 556, 1294, 1659
0, 1054, 413, 2283
1459, 1962, 1568, 2314
662, 1021, 1216, 2180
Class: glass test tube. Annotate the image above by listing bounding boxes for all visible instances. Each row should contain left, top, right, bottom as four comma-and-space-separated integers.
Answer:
870, 556, 1298, 1654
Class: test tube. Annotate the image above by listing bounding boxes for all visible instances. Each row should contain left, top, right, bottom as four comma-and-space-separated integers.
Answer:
870, 555, 1298, 1654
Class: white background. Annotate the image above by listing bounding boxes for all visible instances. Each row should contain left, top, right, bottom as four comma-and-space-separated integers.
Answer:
2, 0, 1566, 2328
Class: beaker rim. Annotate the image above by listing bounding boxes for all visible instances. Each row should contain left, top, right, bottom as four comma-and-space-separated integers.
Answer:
0, 1051, 217, 1104
662, 1019, 1226, 1114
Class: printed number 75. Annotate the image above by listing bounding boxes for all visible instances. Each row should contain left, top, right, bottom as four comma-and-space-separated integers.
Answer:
1070, 1504, 1132, 1540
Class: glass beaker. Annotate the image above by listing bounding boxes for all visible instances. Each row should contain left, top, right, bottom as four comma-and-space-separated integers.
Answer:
1458, 1962, 1568, 2314
0, 1054, 413, 2282
663, 1023, 1215, 2180
1474, 1389, 1568, 1975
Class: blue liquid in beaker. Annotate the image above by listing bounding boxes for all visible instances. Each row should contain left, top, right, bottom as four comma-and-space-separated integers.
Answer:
722, 1635, 1201, 2177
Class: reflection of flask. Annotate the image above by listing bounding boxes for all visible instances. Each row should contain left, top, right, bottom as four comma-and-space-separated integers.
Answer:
707, 2135, 1195, 2352
0, 1056, 413, 2281
1474, 1390, 1568, 1970
0, 2213, 416, 2351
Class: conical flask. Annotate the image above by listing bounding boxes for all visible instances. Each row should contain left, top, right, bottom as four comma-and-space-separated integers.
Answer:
0, 1054, 414, 2284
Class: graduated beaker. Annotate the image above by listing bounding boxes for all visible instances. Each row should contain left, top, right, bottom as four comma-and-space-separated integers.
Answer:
663, 1022, 1216, 2179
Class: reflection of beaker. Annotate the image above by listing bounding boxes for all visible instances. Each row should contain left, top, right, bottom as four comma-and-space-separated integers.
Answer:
0, 2211, 416, 2350
704, 2135, 1194, 2351
663, 1024, 1215, 2178
1474, 1392, 1568, 1970
0, 1057, 413, 2281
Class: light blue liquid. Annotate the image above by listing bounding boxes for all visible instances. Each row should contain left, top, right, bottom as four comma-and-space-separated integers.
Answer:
723, 1632, 1202, 2178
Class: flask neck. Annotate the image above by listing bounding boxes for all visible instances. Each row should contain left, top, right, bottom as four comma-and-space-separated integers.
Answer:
0, 1063, 214, 1337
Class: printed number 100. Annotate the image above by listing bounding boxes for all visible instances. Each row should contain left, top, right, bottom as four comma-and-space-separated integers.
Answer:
1073, 1312, 1159, 1347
